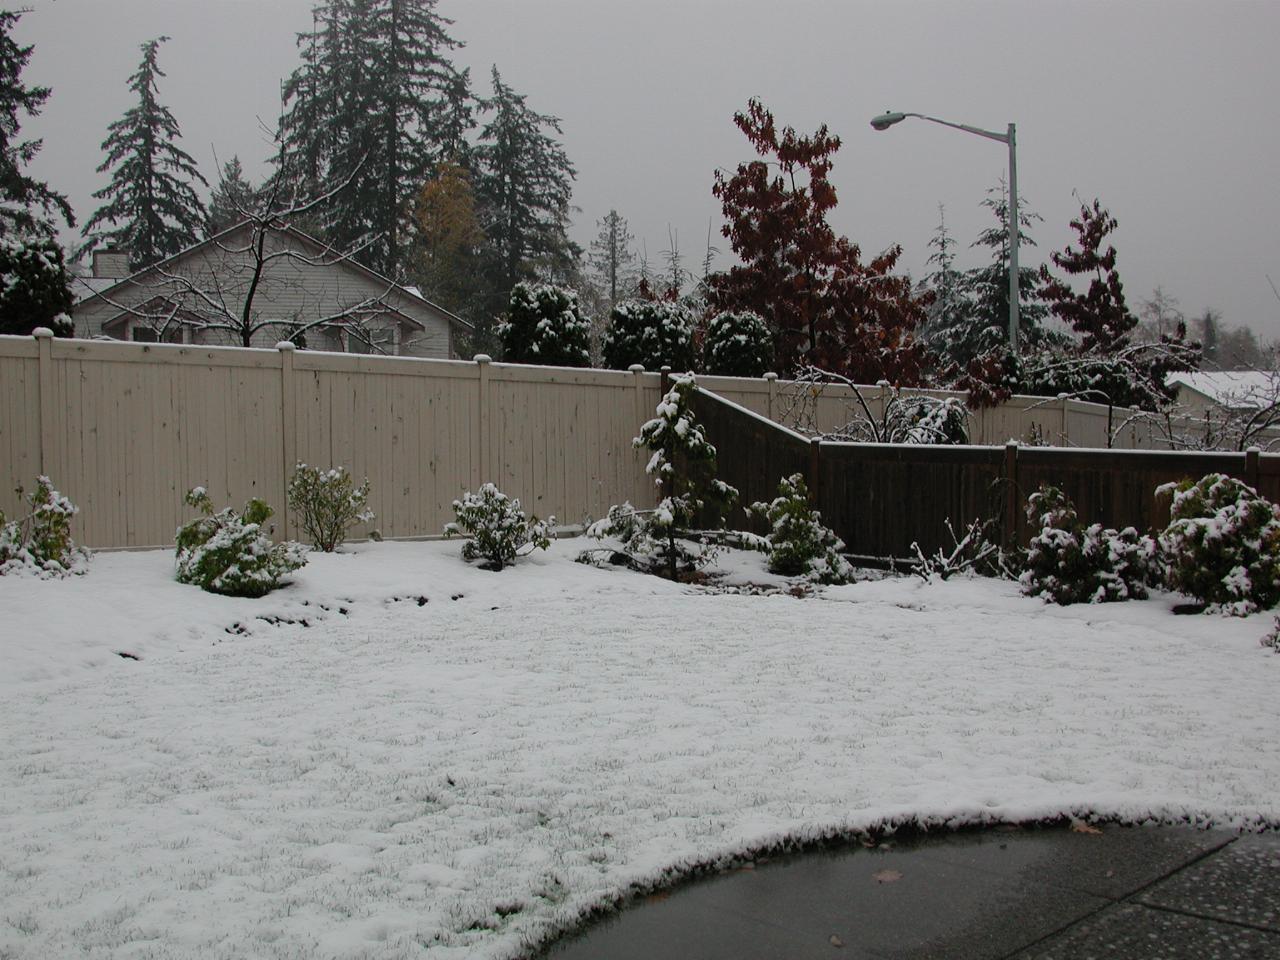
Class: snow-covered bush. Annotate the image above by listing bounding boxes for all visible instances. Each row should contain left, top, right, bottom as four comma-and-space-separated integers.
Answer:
899, 395, 969, 445
702, 310, 772, 377
287, 462, 374, 552
444, 483, 552, 571
1019, 485, 1159, 605
749, 473, 852, 584
498, 282, 592, 367
175, 488, 307, 597
0, 476, 89, 578
601, 299, 695, 371
1158, 474, 1280, 615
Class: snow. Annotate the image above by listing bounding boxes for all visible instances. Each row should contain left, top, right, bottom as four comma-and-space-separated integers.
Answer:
1167, 370, 1279, 410
2, 540, 1278, 959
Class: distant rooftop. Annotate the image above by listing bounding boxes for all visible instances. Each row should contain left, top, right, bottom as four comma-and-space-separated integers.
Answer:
1166, 370, 1279, 408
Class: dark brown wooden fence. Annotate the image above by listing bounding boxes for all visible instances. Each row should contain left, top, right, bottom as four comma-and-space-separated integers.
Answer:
695, 388, 1280, 560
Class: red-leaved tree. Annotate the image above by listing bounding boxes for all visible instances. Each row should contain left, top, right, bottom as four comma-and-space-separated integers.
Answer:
1040, 198, 1137, 354
711, 99, 928, 383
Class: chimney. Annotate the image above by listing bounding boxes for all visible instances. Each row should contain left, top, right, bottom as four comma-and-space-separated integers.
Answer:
91, 248, 131, 279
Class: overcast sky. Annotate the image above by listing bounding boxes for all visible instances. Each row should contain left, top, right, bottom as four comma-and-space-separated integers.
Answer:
16, 0, 1280, 339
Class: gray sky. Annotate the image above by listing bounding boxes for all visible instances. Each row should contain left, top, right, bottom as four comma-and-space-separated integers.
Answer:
17, 0, 1280, 339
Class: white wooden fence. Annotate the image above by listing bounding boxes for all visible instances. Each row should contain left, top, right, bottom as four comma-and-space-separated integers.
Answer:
0, 333, 659, 548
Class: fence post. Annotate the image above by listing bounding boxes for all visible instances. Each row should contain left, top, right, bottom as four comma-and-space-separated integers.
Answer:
33, 327, 54, 478
629, 364, 646, 425
475, 354, 491, 485
1003, 441, 1019, 549
808, 437, 822, 505
1246, 446, 1261, 492
277, 341, 296, 540
660, 365, 671, 396
764, 371, 778, 422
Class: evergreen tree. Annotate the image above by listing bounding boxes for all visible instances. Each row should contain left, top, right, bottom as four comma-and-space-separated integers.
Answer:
0, 10, 72, 238
918, 205, 974, 366
1198, 308, 1220, 368
206, 156, 257, 235
0, 233, 73, 336
961, 177, 1051, 361
0, 10, 73, 336
498, 281, 590, 366
703, 310, 772, 376
588, 209, 635, 305
602, 299, 695, 371
276, 0, 471, 278
474, 66, 578, 330
81, 37, 208, 268
1040, 197, 1137, 354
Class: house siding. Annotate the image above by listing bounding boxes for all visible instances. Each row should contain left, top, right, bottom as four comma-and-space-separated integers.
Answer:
73, 226, 460, 359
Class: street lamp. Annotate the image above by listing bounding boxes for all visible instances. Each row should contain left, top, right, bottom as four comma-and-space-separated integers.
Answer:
870, 111, 1020, 352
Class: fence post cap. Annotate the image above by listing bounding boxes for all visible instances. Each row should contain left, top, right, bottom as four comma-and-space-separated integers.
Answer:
810, 436, 822, 447
763, 372, 778, 382
275, 340, 296, 352
1246, 445, 1262, 454
659, 365, 672, 373
1005, 440, 1019, 450
473, 353, 492, 364
32, 327, 54, 339
627, 363, 645, 373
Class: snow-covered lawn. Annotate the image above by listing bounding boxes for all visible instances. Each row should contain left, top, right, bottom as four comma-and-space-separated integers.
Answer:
2, 541, 1278, 958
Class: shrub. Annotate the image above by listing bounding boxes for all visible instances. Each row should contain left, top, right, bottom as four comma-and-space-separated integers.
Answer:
1019, 484, 1158, 605
703, 310, 772, 377
1264, 618, 1280, 654
175, 488, 307, 597
0, 476, 89, 578
498, 282, 592, 367
601, 299, 695, 371
1158, 474, 1280, 615
287, 462, 374, 552
444, 483, 552, 571
750, 473, 852, 584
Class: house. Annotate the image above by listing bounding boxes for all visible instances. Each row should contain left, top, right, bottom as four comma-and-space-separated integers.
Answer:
1165, 371, 1280, 416
72, 222, 471, 358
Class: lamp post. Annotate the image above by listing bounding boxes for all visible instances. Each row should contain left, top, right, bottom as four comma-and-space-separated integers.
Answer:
870, 111, 1020, 352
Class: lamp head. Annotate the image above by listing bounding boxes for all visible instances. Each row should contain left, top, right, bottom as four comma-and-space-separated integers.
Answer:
870, 111, 906, 131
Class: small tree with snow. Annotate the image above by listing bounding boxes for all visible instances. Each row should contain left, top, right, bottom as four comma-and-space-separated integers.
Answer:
498, 281, 592, 367
1019, 484, 1158, 605
601, 299, 695, 371
1158, 474, 1280, 615
750, 473, 851, 584
630, 373, 737, 578
702, 310, 772, 377
444, 483, 552, 571
175, 488, 306, 597
0, 476, 89, 578
287, 463, 374, 552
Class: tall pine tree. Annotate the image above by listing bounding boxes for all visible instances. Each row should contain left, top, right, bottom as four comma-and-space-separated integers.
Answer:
276, 0, 471, 278
206, 156, 257, 235
0, 10, 72, 238
960, 177, 1051, 360
473, 66, 578, 344
588, 209, 635, 306
81, 37, 207, 268
0, 10, 73, 336
918, 204, 973, 366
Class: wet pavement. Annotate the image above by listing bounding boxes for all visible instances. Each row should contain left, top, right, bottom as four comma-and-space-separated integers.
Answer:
539, 823, 1280, 959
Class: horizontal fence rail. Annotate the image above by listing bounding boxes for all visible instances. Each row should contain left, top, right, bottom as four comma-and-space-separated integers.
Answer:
695, 387, 1280, 560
